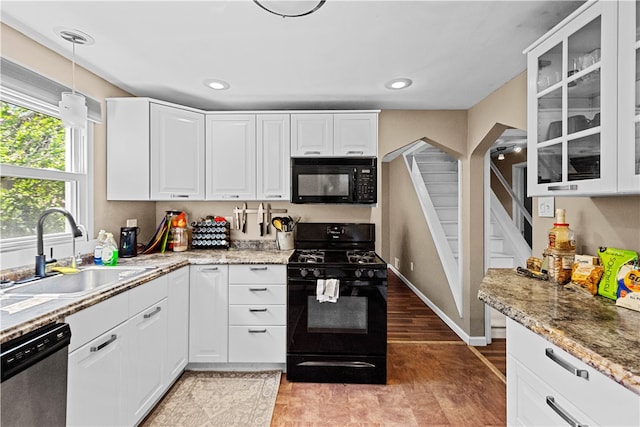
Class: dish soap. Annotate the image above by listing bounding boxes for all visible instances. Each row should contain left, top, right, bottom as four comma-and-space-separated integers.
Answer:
102, 232, 119, 266
93, 229, 106, 265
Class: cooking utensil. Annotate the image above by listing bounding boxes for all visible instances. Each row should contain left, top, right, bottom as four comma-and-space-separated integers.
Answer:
272, 217, 283, 232
234, 206, 240, 230
280, 217, 291, 232
257, 203, 264, 236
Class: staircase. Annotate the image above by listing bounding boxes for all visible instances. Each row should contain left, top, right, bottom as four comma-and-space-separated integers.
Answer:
403, 141, 531, 328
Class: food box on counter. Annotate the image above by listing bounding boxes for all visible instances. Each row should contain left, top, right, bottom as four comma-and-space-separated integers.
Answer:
616, 268, 640, 312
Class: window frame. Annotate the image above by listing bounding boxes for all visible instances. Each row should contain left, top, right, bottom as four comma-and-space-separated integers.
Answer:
0, 86, 94, 254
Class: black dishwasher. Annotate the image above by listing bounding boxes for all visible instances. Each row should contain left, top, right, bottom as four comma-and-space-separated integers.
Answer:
1, 322, 72, 427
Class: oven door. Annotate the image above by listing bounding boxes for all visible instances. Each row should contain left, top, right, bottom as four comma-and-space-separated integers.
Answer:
287, 278, 387, 356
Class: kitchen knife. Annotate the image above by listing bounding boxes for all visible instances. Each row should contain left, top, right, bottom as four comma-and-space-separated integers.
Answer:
241, 203, 247, 233
265, 204, 271, 234
234, 206, 240, 230
257, 203, 264, 236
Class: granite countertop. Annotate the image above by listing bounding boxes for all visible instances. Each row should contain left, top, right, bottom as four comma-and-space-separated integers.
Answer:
0, 248, 293, 344
479, 268, 640, 396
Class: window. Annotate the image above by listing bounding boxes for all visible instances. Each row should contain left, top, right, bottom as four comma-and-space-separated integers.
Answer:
0, 89, 90, 252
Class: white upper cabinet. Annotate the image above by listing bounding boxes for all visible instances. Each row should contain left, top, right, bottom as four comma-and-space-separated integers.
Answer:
257, 114, 291, 200
106, 98, 205, 200
291, 112, 378, 157
526, 1, 617, 196
618, 0, 640, 193
150, 103, 205, 200
205, 114, 257, 200
527, 0, 639, 196
333, 113, 378, 156
291, 114, 333, 156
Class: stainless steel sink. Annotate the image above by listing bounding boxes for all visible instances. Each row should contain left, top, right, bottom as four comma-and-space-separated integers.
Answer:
2, 266, 155, 297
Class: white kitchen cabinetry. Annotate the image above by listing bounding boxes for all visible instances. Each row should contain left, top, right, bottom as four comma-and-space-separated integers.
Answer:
206, 115, 257, 200
150, 103, 205, 200
526, 0, 640, 196
127, 275, 168, 424
228, 265, 286, 363
257, 114, 291, 200
507, 318, 640, 426
106, 98, 205, 200
291, 112, 378, 157
618, 0, 640, 193
66, 293, 129, 427
189, 265, 229, 363
165, 267, 189, 386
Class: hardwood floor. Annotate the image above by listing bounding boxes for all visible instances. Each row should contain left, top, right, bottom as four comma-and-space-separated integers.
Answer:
271, 271, 507, 426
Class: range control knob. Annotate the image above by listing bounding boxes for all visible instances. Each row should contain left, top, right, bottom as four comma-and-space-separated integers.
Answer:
313, 268, 321, 278
367, 270, 375, 278
355, 269, 363, 279
300, 268, 308, 278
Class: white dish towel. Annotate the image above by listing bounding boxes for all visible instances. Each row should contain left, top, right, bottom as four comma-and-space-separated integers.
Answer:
316, 278, 340, 303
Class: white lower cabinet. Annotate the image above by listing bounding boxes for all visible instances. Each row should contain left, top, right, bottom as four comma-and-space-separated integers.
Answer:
165, 267, 189, 385
128, 298, 168, 424
67, 321, 129, 427
507, 318, 640, 426
189, 265, 229, 363
228, 265, 286, 363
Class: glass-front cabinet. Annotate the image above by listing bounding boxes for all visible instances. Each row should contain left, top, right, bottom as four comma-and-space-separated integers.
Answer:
527, 0, 640, 196
618, 0, 640, 193
526, 1, 618, 196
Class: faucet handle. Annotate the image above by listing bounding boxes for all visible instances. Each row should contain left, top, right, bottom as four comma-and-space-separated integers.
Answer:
76, 224, 88, 240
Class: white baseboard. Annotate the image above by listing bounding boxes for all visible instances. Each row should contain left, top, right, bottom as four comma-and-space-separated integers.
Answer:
388, 265, 488, 346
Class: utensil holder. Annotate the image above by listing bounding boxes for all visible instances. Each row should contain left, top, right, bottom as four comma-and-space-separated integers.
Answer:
276, 231, 294, 250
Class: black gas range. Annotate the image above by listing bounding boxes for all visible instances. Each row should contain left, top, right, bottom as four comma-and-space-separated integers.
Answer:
286, 223, 388, 384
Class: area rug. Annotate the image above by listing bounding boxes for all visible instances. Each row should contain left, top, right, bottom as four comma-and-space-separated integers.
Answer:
142, 370, 281, 427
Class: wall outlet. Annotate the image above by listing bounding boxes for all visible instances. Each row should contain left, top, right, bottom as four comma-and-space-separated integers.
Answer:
537, 197, 555, 218
394, 257, 399, 269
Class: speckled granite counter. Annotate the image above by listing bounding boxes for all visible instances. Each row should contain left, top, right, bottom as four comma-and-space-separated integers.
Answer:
0, 248, 293, 344
479, 268, 640, 396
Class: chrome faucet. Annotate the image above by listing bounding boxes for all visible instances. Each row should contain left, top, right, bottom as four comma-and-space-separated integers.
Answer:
35, 208, 83, 277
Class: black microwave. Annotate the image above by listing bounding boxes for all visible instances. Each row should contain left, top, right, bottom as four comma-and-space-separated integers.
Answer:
291, 157, 377, 205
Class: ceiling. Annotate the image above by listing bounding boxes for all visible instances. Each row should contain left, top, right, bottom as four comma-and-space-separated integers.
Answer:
1, 0, 584, 111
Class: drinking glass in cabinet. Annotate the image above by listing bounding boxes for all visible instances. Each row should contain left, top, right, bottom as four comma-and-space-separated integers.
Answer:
537, 43, 562, 91
538, 87, 562, 143
537, 144, 562, 184
568, 69, 601, 133
568, 134, 601, 181
567, 16, 601, 82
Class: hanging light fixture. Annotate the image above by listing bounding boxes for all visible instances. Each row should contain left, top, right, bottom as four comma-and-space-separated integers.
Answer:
253, 0, 326, 18
57, 29, 93, 129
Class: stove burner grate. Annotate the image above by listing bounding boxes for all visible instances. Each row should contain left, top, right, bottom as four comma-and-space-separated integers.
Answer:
297, 250, 325, 263
346, 250, 378, 264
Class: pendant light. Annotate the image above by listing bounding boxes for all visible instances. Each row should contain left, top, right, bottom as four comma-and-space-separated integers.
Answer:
57, 29, 92, 130
253, 1, 326, 18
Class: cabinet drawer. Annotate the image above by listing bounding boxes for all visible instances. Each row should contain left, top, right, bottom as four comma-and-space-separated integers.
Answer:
229, 305, 286, 325
129, 275, 168, 316
66, 291, 128, 352
229, 265, 286, 285
228, 326, 285, 363
508, 355, 596, 427
228, 285, 285, 305
507, 319, 640, 426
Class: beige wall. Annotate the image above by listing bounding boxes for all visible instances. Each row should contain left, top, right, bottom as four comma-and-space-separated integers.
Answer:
1, 23, 157, 242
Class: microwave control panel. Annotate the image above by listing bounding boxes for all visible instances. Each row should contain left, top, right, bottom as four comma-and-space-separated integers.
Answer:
355, 167, 376, 203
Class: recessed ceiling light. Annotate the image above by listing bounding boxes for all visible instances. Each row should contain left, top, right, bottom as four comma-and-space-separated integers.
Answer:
204, 79, 230, 90
385, 78, 412, 90
514, 146, 523, 153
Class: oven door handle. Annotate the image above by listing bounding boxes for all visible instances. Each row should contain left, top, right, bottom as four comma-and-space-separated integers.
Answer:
297, 361, 376, 368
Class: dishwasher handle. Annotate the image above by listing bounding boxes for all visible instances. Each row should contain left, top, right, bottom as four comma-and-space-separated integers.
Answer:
1, 322, 71, 383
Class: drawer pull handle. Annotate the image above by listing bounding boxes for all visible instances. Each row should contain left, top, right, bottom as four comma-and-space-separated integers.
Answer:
250, 266, 268, 271
170, 194, 189, 198
90, 334, 117, 352
304, 151, 321, 155
545, 348, 589, 380
144, 306, 162, 319
203, 267, 219, 271
346, 151, 364, 155
547, 184, 578, 191
546, 396, 588, 427
248, 329, 267, 333
249, 287, 268, 292
249, 308, 268, 312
